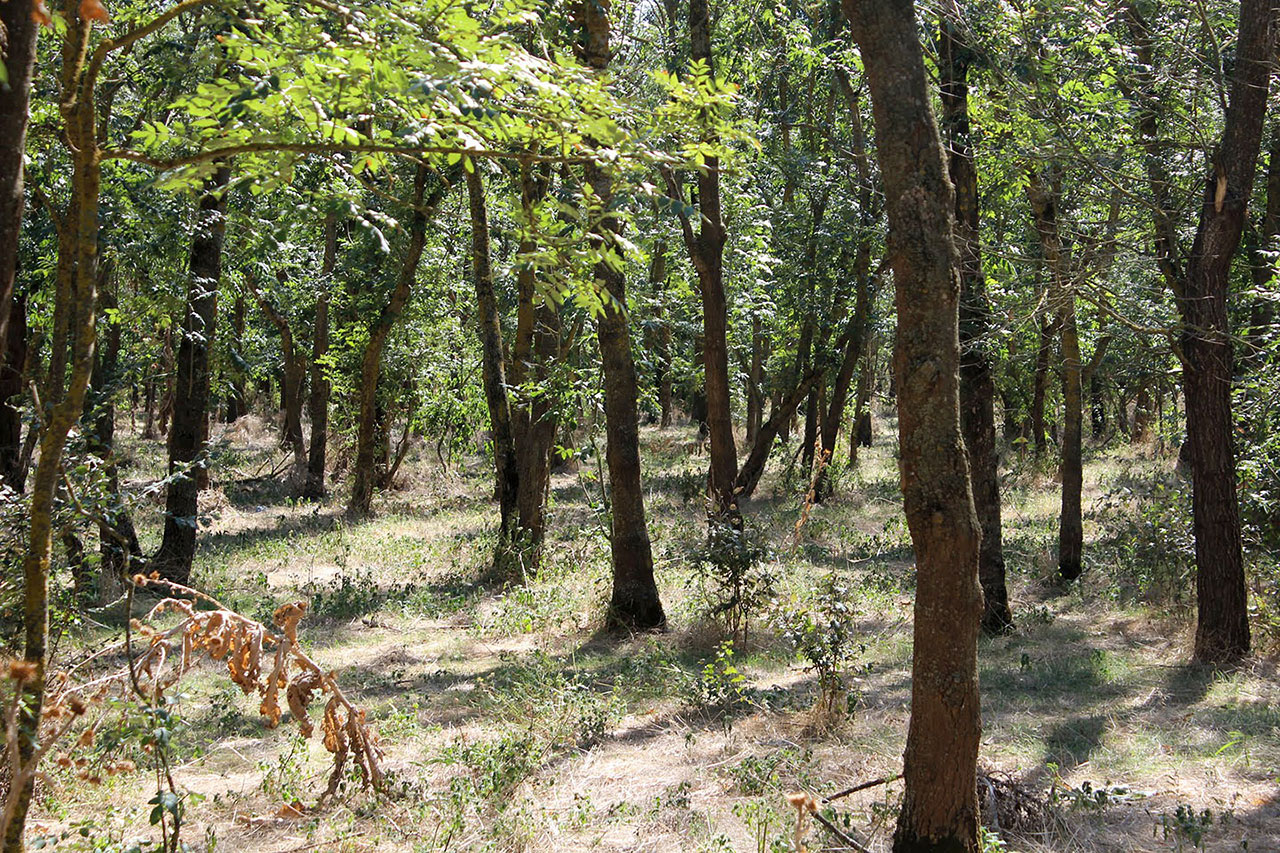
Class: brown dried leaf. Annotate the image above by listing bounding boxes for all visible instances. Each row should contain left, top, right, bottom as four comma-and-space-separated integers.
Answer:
286, 670, 322, 738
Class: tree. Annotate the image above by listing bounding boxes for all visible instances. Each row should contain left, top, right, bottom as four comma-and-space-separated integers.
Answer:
0, 0, 38, 355
845, 1, 984, 852
577, 0, 666, 631
938, 0, 1012, 629
1122, 0, 1278, 662
154, 166, 230, 584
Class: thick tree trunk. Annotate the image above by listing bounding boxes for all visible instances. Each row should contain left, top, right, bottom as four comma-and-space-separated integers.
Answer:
0, 293, 28, 490
155, 166, 230, 584
466, 167, 521, 569
940, 2, 1012, 631
304, 215, 335, 499
579, 0, 665, 631
349, 167, 438, 516
1182, 0, 1275, 662
846, 3, 983, 852
1027, 172, 1084, 582
0, 0, 37, 355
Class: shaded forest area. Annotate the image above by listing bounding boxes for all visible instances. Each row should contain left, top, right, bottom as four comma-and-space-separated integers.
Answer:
1, 0, 1279, 851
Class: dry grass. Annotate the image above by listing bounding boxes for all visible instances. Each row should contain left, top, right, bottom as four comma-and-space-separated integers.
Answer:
19, 414, 1280, 852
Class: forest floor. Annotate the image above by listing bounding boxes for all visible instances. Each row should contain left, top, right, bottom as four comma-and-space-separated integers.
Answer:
23, 412, 1280, 853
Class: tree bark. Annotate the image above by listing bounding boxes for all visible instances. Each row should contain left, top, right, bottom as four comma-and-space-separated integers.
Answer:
348, 166, 439, 516
579, 0, 665, 630
845, 2, 983, 852
940, 1, 1012, 631
1031, 312, 1058, 456
155, 165, 230, 584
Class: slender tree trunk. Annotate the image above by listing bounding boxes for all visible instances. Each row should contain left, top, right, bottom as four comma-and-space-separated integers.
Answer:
846, 3, 983, 852
0, 0, 37, 355
224, 293, 246, 422
86, 283, 139, 601
466, 166, 521, 569
0, 293, 28, 490
4, 23, 101, 842
349, 167, 438, 516
735, 369, 821, 498
940, 1, 1012, 631
1027, 172, 1084, 582
248, 272, 307, 484
304, 214, 335, 499
850, 331, 876, 465
579, 0, 665, 630
746, 313, 763, 446
511, 163, 560, 565
155, 165, 230, 584
1031, 313, 1057, 456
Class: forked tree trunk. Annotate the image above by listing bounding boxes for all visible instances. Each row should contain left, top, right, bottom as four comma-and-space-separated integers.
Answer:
155, 165, 230, 584
846, 2, 984, 852
939, 0, 1012, 631
735, 369, 821, 498
579, 0, 665, 630
349, 166, 438, 516
1027, 171, 1084, 582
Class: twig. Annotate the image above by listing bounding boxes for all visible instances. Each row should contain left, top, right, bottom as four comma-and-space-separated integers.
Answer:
812, 809, 871, 853
824, 774, 900, 804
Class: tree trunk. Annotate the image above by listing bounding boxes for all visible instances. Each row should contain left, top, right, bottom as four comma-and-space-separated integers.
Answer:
1181, 0, 1275, 662
86, 283, 140, 601
248, 271, 307, 485
1027, 171, 1083, 582
466, 166, 521, 570
511, 163, 561, 566
845, 2, 983, 852
304, 214, 335, 499
224, 293, 246, 422
4, 26, 102, 842
349, 166, 438, 516
940, 1, 1012, 631
579, 0, 665, 631
1031, 312, 1058, 456
735, 369, 821, 498
0, 292, 28, 490
155, 165, 230, 584
746, 313, 763, 446
850, 331, 876, 465
0, 0, 37, 356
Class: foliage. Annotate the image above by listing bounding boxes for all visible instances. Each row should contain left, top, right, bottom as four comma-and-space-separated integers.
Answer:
776, 573, 865, 723
688, 518, 774, 643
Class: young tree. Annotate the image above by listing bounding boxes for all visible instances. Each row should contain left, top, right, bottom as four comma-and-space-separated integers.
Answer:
845, 1, 984, 851
578, 0, 665, 631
